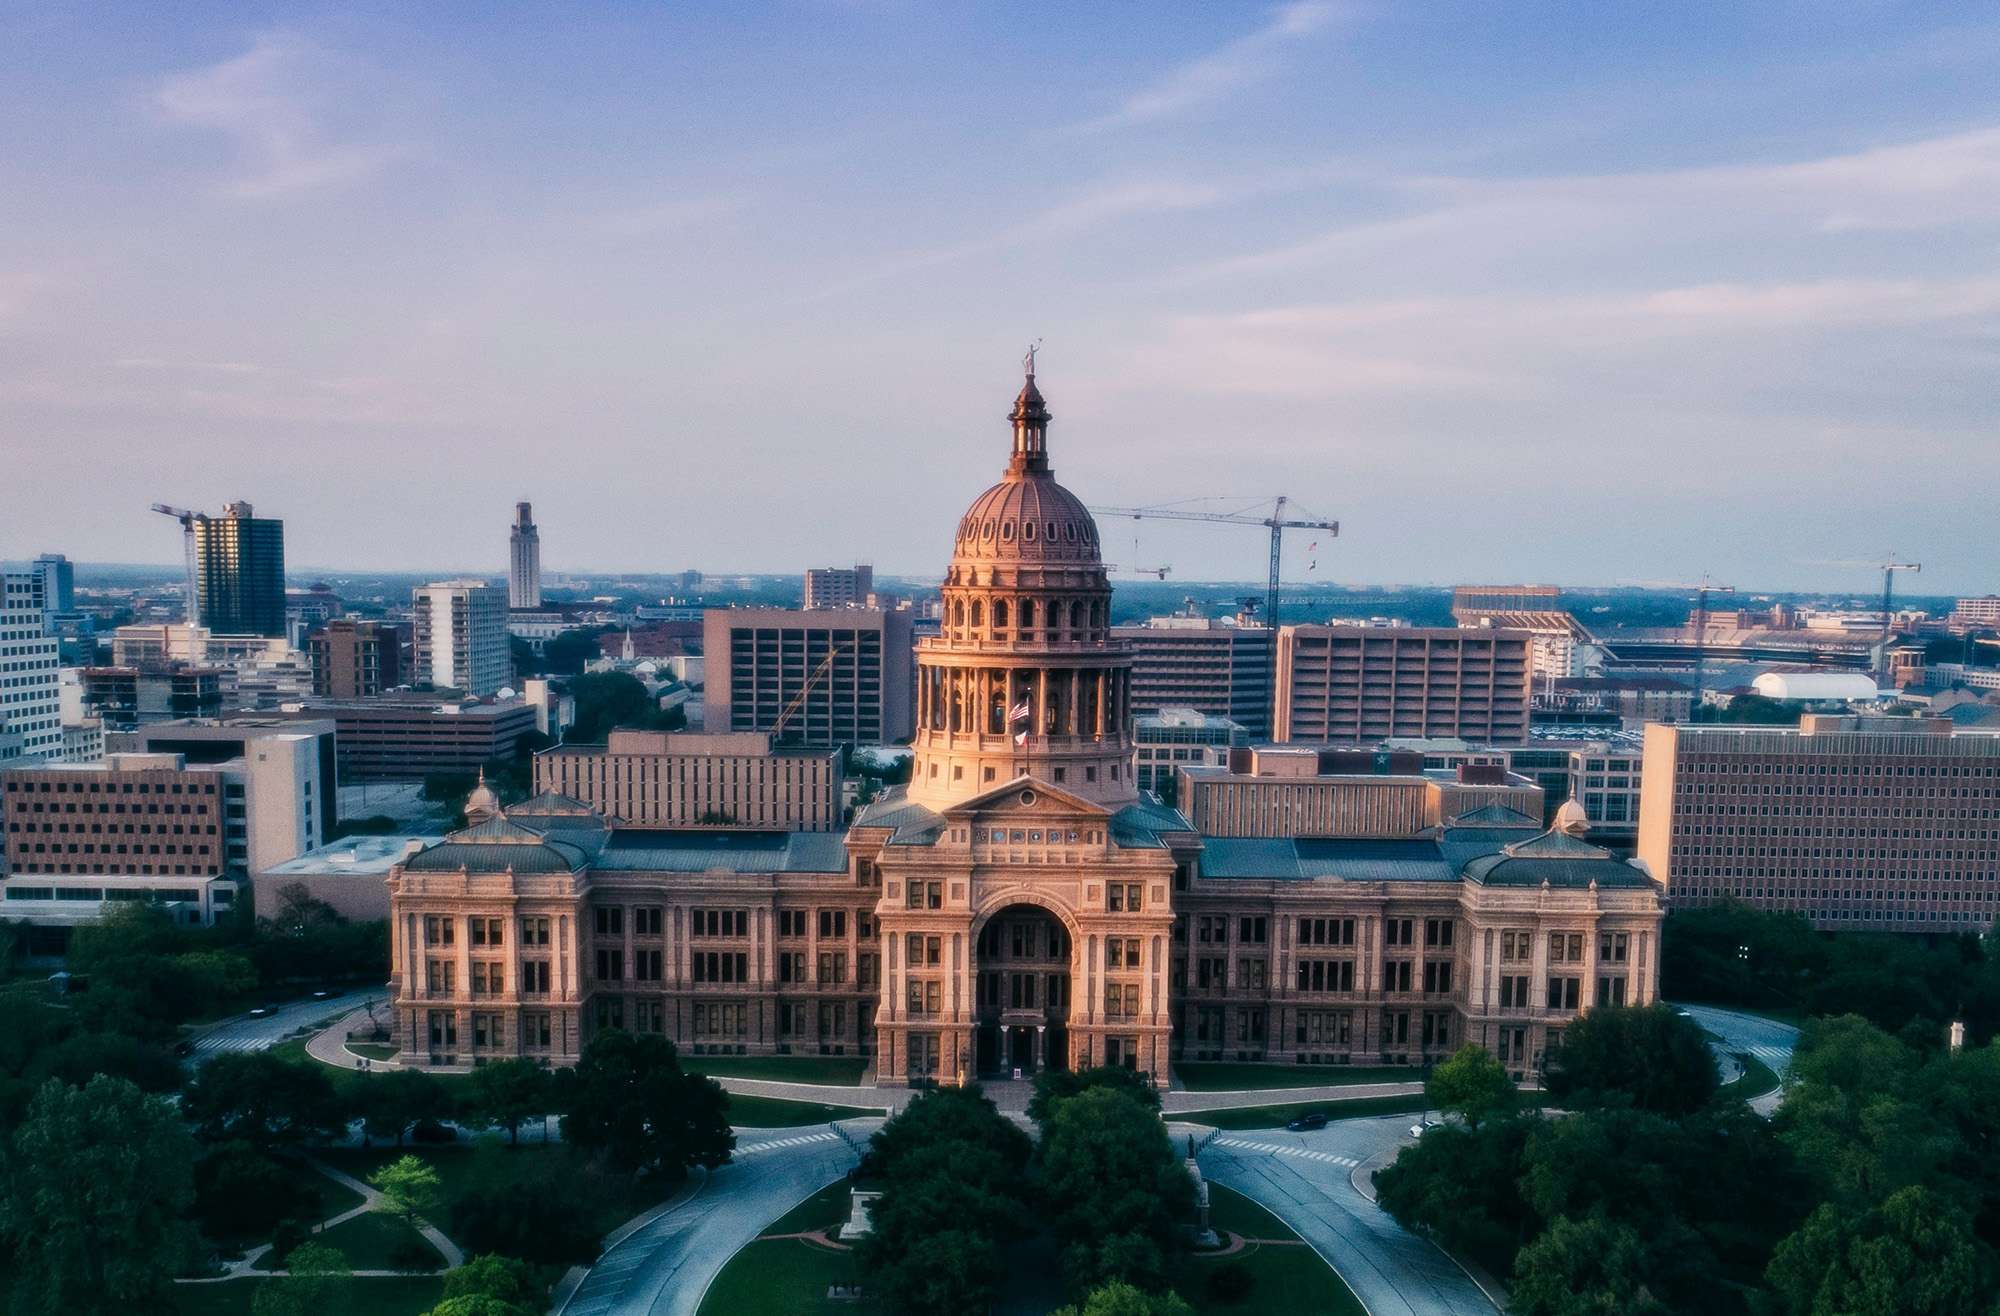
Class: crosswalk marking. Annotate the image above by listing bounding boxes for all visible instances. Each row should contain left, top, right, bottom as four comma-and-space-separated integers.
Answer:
1748, 1045, 1791, 1067
1213, 1137, 1360, 1168
736, 1131, 839, 1157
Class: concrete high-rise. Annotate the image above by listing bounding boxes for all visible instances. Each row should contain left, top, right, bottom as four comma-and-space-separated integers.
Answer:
702, 607, 914, 748
0, 572, 62, 765
1275, 625, 1532, 745
803, 564, 873, 610
1638, 716, 2000, 932
509, 502, 542, 609
413, 581, 511, 697
191, 502, 287, 637
31, 554, 74, 616
1114, 617, 1275, 738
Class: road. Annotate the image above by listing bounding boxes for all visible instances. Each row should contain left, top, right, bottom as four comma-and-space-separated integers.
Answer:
559, 1123, 869, 1316
1675, 1001, 1801, 1116
187, 987, 381, 1058
1183, 1115, 1501, 1316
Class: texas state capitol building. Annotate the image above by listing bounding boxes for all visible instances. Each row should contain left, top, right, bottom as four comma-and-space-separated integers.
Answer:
386, 366, 1664, 1084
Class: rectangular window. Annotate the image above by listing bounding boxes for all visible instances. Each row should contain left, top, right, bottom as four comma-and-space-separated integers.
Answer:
819, 909, 847, 938
1384, 918, 1414, 947
1424, 918, 1454, 948
634, 906, 663, 937
1422, 961, 1453, 994
594, 907, 623, 937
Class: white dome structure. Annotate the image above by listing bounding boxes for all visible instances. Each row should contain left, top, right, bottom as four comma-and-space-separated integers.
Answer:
1751, 671, 1881, 702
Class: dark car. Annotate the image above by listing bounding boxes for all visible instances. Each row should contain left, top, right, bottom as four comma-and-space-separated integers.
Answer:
1285, 1112, 1329, 1132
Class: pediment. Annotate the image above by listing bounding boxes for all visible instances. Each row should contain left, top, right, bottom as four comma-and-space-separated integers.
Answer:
942, 774, 1113, 823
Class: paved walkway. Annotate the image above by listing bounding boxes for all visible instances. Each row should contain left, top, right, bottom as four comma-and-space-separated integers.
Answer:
176, 1156, 463, 1286
558, 1121, 875, 1316
1676, 1002, 1801, 1117
305, 1004, 403, 1071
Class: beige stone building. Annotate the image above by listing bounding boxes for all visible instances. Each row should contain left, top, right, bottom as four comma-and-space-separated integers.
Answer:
1275, 625, 1532, 744
384, 365, 1660, 1081
533, 730, 844, 831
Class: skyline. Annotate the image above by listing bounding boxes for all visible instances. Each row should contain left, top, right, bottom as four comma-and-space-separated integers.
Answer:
5, 4, 2000, 590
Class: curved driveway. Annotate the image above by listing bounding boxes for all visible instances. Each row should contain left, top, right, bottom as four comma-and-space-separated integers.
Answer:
1181, 1115, 1500, 1316
188, 988, 380, 1058
1676, 1002, 1800, 1115
559, 1123, 870, 1316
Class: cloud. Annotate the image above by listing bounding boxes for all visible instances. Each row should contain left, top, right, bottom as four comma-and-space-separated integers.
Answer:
1076, 1, 1341, 132
156, 33, 406, 198
1185, 126, 2000, 283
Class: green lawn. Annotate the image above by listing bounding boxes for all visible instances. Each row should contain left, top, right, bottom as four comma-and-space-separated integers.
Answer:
727, 1093, 885, 1128
269, 1039, 474, 1105
174, 1276, 444, 1316
202, 1155, 364, 1251
1173, 1062, 1419, 1092
1719, 1051, 1781, 1101
300, 1211, 440, 1272
1174, 1184, 1365, 1316
687, 1055, 870, 1085
350, 1042, 400, 1061
764, 1179, 855, 1236
698, 1237, 874, 1316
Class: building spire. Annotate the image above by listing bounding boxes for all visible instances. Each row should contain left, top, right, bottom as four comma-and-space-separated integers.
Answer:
1009, 344, 1050, 474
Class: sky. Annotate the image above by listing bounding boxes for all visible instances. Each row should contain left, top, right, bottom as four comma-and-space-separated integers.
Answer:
2, 2, 1998, 594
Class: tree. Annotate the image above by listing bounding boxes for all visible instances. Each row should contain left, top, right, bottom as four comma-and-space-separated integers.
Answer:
252, 1241, 351, 1316
1542, 1004, 1719, 1116
1375, 1116, 1540, 1275
560, 1030, 733, 1175
858, 1087, 1035, 1316
566, 671, 672, 744
465, 1058, 550, 1145
182, 1051, 345, 1148
1765, 1187, 1984, 1316
1050, 1280, 1195, 1316
1510, 1215, 1671, 1316
0, 1076, 197, 1316
1426, 1045, 1516, 1128
1038, 1087, 1194, 1293
194, 1142, 320, 1244
363, 1068, 452, 1147
449, 1144, 604, 1265
438, 1253, 540, 1313
1028, 1064, 1161, 1126
370, 1155, 444, 1227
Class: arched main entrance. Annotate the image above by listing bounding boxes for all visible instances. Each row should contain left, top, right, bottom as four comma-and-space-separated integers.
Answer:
973, 904, 1072, 1078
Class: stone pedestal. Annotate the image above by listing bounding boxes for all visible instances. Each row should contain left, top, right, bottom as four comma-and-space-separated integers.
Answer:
1184, 1155, 1220, 1249
838, 1189, 883, 1241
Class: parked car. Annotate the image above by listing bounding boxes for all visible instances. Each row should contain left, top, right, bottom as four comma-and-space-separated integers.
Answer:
1285, 1112, 1329, 1132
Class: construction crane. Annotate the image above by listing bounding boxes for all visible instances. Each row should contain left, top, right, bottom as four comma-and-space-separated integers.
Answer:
1088, 497, 1339, 634
1876, 560, 1921, 680
149, 503, 204, 627
1667, 578, 1736, 721
1102, 563, 1172, 580
769, 643, 850, 740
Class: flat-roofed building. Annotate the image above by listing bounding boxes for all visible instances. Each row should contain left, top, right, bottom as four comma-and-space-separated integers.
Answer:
1113, 617, 1275, 738
1452, 584, 1596, 681
1134, 708, 1247, 798
1637, 715, 2000, 931
1275, 624, 1531, 745
1, 739, 324, 932
702, 607, 913, 748
414, 580, 511, 697
534, 730, 844, 830
79, 665, 224, 731
1178, 747, 1544, 839
311, 619, 406, 698
282, 697, 539, 780
123, 716, 339, 842
803, 564, 873, 610
259, 833, 440, 923
0, 570, 62, 765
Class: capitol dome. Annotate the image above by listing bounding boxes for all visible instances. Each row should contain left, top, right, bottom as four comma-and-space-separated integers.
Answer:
951, 374, 1102, 565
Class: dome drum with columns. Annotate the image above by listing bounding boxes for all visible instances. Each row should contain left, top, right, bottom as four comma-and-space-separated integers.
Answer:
908, 366, 1138, 809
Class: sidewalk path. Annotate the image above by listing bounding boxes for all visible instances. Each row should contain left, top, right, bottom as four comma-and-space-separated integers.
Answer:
306, 1004, 403, 1071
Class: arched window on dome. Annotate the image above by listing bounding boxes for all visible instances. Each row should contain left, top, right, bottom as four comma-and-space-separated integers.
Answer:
1090, 600, 1104, 631
971, 600, 984, 629
1024, 521, 1037, 541
1020, 599, 1035, 637
1068, 600, 1084, 633
993, 599, 1010, 631
952, 599, 966, 631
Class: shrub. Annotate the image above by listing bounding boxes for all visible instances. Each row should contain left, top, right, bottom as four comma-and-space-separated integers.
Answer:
1206, 1262, 1255, 1302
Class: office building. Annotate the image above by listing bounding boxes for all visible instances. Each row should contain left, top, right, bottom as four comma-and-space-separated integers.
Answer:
1134, 708, 1247, 797
311, 619, 406, 698
1275, 624, 1532, 745
31, 554, 74, 616
288, 696, 539, 780
414, 580, 511, 697
509, 502, 542, 610
125, 717, 339, 842
79, 666, 224, 731
191, 502, 287, 637
804, 564, 874, 610
1637, 716, 2000, 931
1951, 597, 2000, 630
384, 365, 1659, 1079
534, 730, 844, 830
0, 571, 62, 765
1114, 617, 1276, 738
702, 607, 913, 748
1176, 748, 1544, 839
0, 737, 324, 932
